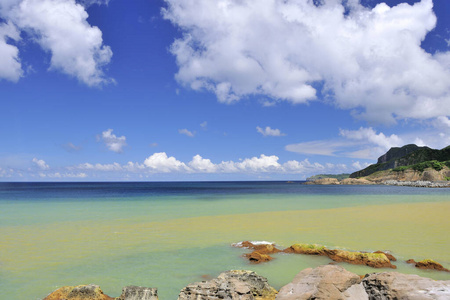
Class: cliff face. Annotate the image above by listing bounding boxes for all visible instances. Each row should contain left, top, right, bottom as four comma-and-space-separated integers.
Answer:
365, 167, 450, 182
350, 144, 450, 178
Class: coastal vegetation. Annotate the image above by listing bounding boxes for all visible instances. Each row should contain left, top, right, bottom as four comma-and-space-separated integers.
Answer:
306, 173, 350, 181
350, 144, 450, 178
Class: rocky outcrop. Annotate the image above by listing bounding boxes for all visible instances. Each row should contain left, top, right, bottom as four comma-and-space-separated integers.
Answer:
276, 265, 367, 300
233, 241, 281, 254
324, 249, 396, 269
340, 178, 375, 185
43, 284, 114, 300
304, 178, 340, 185
116, 286, 158, 300
283, 244, 326, 255
233, 241, 281, 264
282, 244, 396, 269
178, 270, 277, 300
244, 251, 274, 264
362, 272, 450, 299
406, 259, 450, 272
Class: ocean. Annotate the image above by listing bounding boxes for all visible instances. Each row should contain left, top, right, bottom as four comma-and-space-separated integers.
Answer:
0, 182, 449, 299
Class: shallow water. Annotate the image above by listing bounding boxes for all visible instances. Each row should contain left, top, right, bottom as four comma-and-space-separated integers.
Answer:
0, 182, 449, 299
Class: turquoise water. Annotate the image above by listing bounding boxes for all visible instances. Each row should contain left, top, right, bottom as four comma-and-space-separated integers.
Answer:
0, 182, 449, 299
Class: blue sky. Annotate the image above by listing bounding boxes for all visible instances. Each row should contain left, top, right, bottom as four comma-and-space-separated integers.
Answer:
1, 0, 450, 181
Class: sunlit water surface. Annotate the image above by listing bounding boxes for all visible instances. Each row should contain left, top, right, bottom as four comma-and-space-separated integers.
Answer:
0, 182, 449, 299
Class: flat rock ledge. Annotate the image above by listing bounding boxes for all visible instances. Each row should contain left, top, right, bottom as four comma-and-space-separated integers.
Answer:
276, 265, 450, 300
383, 180, 450, 188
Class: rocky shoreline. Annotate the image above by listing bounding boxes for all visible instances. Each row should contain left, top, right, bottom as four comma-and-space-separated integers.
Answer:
43, 265, 450, 300
43, 241, 450, 299
382, 180, 450, 188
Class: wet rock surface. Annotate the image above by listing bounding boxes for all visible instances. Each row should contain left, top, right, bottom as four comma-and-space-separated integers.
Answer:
178, 270, 278, 300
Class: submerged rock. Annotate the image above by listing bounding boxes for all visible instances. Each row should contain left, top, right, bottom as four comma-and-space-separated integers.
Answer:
43, 284, 114, 300
363, 272, 450, 299
178, 270, 277, 300
115, 286, 158, 300
406, 259, 450, 272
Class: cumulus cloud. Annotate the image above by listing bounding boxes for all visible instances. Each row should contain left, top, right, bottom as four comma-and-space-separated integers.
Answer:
0, 0, 112, 86
32, 157, 49, 170
178, 128, 195, 137
256, 126, 286, 137
143, 152, 189, 172
339, 127, 403, 150
67, 152, 359, 176
0, 21, 22, 82
98, 129, 127, 153
189, 154, 216, 172
163, 0, 450, 123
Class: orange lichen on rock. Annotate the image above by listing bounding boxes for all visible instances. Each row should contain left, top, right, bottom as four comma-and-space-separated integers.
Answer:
373, 251, 397, 262
324, 249, 397, 269
407, 259, 450, 272
43, 284, 113, 300
244, 251, 274, 264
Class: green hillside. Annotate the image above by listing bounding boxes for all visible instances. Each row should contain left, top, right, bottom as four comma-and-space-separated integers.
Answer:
350, 145, 450, 178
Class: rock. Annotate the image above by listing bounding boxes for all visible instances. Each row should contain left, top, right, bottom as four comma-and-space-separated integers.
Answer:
233, 241, 281, 254
340, 178, 375, 185
244, 251, 274, 264
283, 244, 326, 255
178, 270, 277, 300
304, 178, 340, 185
115, 286, 158, 300
362, 272, 450, 299
373, 251, 396, 262
276, 265, 367, 300
406, 259, 450, 272
324, 249, 396, 269
43, 284, 114, 300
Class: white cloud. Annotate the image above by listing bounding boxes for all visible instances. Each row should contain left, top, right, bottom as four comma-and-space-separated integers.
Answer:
163, 0, 450, 123
32, 157, 49, 170
98, 129, 127, 153
189, 154, 216, 172
339, 127, 403, 150
65, 152, 362, 177
178, 128, 195, 137
200, 121, 207, 129
285, 140, 351, 157
287, 127, 406, 160
0, 0, 113, 86
143, 152, 189, 172
231, 154, 281, 172
256, 126, 286, 137
0, 21, 22, 82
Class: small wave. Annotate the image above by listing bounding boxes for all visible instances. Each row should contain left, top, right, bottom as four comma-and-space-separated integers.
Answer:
232, 240, 274, 247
